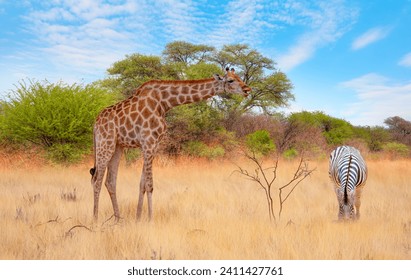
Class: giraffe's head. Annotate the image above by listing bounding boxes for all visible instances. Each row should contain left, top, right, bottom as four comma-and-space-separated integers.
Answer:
213, 68, 252, 97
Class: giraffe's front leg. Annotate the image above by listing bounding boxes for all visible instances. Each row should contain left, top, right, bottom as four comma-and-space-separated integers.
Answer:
136, 152, 154, 221
136, 173, 146, 221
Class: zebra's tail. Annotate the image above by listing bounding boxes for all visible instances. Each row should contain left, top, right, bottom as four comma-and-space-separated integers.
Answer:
343, 154, 353, 205
343, 183, 348, 205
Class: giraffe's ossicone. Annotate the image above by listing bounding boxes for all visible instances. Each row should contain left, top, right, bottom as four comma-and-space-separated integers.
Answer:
90, 68, 251, 221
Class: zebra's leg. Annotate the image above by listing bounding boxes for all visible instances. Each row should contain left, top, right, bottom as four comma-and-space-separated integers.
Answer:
337, 188, 345, 220
348, 191, 356, 220
348, 203, 355, 220
338, 203, 345, 220
354, 187, 363, 220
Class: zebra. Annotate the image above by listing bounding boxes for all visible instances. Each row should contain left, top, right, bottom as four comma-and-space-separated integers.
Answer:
329, 146, 367, 220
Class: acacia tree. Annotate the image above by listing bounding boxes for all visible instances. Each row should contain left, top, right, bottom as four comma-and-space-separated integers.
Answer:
211, 44, 294, 118
98, 41, 294, 113
97, 54, 179, 97
162, 41, 215, 65
96, 41, 295, 153
384, 116, 411, 146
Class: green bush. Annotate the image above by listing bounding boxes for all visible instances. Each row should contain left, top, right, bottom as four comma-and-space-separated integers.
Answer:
47, 143, 83, 163
183, 140, 225, 159
383, 142, 409, 158
283, 148, 298, 159
289, 111, 354, 145
206, 146, 225, 159
245, 130, 275, 156
1, 80, 115, 163
183, 141, 207, 156
124, 148, 141, 165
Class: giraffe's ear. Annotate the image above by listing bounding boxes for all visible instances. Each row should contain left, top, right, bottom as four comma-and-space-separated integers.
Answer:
213, 74, 223, 81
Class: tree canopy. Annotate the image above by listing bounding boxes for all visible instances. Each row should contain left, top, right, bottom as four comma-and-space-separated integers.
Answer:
96, 41, 294, 115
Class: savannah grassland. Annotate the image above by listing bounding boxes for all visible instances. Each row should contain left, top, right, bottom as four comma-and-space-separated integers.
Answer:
0, 154, 410, 260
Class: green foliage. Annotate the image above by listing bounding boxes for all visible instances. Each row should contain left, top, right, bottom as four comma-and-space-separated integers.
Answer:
283, 148, 298, 159
245, 71, 294, 113
124, 148, 141, 165
47, 143, 83, 163
162, 41, 215, 65
323, 120, 354, 145
167, 101, 223, 140
215, 130, 239, 152
183, 141, 225, 159
245, 130, 275, 156
212, 44, 294, 116
206, 145, 225, 159
289, 111, 354, 145
97, 53, 178, 97
1, 80, 115, 163
354, 126, 390, 151
383, 142, 409, 157
98, 41, 294, 116
184, 63, 222, 80
213, 44, 274, 83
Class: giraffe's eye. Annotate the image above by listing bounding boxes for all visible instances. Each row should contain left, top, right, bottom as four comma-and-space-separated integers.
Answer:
227, 79, 235, 83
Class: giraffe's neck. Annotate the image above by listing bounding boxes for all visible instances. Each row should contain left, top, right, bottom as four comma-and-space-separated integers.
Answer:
139, 78, 220, 112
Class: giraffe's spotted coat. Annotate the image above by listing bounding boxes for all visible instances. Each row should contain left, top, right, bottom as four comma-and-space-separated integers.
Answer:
91, 70, 251, 221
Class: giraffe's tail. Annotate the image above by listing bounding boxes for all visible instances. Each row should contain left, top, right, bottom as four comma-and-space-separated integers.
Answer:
90, 167, 96, 177
90, 123, 97, 178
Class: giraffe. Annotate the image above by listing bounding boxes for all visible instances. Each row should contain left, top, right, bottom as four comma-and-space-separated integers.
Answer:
90, 68, 251, 221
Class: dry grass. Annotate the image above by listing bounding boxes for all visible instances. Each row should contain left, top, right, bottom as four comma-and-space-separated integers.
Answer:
0, 156, 410, 260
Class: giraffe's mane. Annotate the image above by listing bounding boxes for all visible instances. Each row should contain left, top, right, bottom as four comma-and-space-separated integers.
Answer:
130, 78, 216, 96
140, 77, 215, 88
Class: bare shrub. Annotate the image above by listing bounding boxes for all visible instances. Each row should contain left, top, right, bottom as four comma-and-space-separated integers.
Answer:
235, 151, 315, 223
227, 114, 281, 138
274, 119, 327, 157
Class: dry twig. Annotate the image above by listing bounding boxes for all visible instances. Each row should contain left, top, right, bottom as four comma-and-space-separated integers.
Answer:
235, 151, 315, 223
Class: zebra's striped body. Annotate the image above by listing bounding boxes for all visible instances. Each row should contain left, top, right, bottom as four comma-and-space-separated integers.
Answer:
329, 146, 367, 220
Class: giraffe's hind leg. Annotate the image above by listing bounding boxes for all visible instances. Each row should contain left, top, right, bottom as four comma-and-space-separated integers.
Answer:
92, 144, 116, 221
91, 161, 107, 221
105, 145, 123, 222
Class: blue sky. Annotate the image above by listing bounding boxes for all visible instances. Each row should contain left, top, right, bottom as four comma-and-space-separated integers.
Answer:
1, 0, 411, 126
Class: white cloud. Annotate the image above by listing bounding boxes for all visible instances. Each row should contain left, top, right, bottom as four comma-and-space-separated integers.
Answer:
340, 74, 411, 125
22, 0, 150, 79
0, 0, 361, 95
211, 0, 265, 43
150, 0, 201, 42
351, 26, 391, 50
276, 0, 358, 71
399, 52, 411, 67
